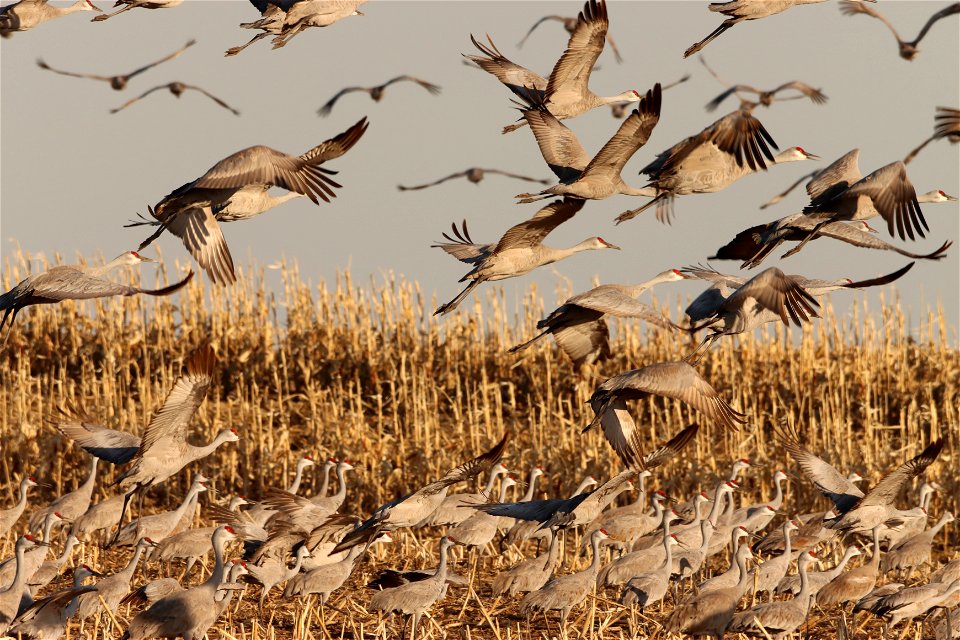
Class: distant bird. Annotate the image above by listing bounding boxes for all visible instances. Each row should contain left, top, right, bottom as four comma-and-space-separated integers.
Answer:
130, 118, 368, 285
824, 439, 945, 535
714, 213, 953, 269
331, 432, 510, 553
368, 536, 455, 640
466, 0, 643, 133
91, 0, 181, 21
0, 0, 100, 36
432, 198, 621, 315
517, 11, 623, 63
270, 0, 366, 49
683, 0, 867, 58
839, 1, 960, 60
615, 105, 817, 224
36, 39, 194, 90
784, 150, 930, 256
110, 82, 240, 115
698, 54, 827, 111
318, 76, 440, 116
509, 269, 689, 370
587, 360, 745, 468
0, 476, 40, 538
904, 106, 960, 164
0, 251, 192, 343
514, 83, 663, 204
397, 168, 550, 191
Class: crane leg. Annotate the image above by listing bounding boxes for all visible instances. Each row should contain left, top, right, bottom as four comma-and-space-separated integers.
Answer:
108, 488, 137, 548
225, 31, 269, 57
92, 2, 139, 21
780, 220, 830, 260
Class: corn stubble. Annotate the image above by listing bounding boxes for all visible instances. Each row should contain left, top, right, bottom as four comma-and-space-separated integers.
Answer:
1, 248, 956, 639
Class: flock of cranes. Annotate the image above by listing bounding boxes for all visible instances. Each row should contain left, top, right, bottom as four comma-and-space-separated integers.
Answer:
0, 0, 957, 639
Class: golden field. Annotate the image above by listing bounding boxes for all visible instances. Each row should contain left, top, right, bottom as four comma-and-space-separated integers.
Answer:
1, 249, 957, 640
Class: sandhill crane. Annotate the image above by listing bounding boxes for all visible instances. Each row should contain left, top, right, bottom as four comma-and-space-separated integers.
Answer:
432, 198, 621, 315
270, 0, 366, 49
287, 456, 315, 495
154, 498, 249, 578
0, 536, 42, 634
58, 347, 236, 545
446, 475, 517, 552
332, 433, 509, 553
520, 529, 610, 624
109, 82, 240, 115
878, 480, 940, 546
121, 525, 238, 640
905, 106, 960, 163
70, 494, 126, 542
398, 168, 550, 191
752, 520, 801, 597
502, 475, 596, 548
725, 470, 788, 533
840, 1, 959, 60
517, 12, 623, 63
776, 424, 866, 514
683, 0, 849, 58
318, 76, 440, 116
308, 459, 353, 511
664, 543, 755, 639
35, 39, 194, 90
479, 425, 699, 531
75, 537, 155, 619
7, 564, 98, 640
0, 252, 192, 342
28, 457, 98, 532
722, 212, 953, 269
728, 550, 819, 639
615, 106, 817, 224
818, 526, 882, 610
785, 150, 931, 255
131, 118, 367, 285
419, 462, 510, 527
284, 544, 363, 603
698, 54, 827, 112
697, 526, 751, 594
513, 83, 662, 204
932, 559, 960, 585
0, 512, 63, 586
587, 360, 745, 468
492, 525, 559, 596
120, 576, 182, 608
882, 512, 955, 575
510, 269, 689, 370
825, 438, 944, 535
466, 0, 642, 133
621, 533, 681, 608
28, 534, 80, 592
224, 0, 284, 55
0, 476, 40, 538
113, 477, 209, 548
598, 507, 680, 587
862, 579, 960, 635
0, 0, 100, 36
245, 545, 311, 611
369, 535, 455, 640
777, 545, 862, 596
683, 263, 914, 357
91, 0, 182, 22
583, 482, 664, 550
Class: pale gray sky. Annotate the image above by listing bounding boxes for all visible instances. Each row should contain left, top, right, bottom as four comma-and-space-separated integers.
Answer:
2, 1, 958, 336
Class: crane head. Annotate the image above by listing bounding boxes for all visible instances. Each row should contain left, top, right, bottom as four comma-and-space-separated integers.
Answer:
79, 0, 103, 12
593, 237, 621, 250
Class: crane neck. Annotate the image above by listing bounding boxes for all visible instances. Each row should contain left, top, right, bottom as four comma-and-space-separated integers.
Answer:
795, 557, 812, 602
734, 549, 752, 592
186, 431, 233, 465
829, 549, 858, 579
600, 91, 641, 107
434, 541, 451, 581
544, 528, 560, 571
13, 480, 30, 513
8, 539, 30, 593
285, 552, 307, 580
707, 488, 728, 528
287, 462, 307, 494
56, 536, 78, 564
587, 534, 604, 574
869, 527, 881, 567
659, 534, 674, 571
482, 467, 502, 495
520, 471, 541, 502
331, 466, 350, 502
120, 542, 148, 580
930, 513, 953, 535
41, 514, 58, 544
202, 529, 230, 591
318, 463, 334, 497
174, 484, 204, 524
769, 475, 785, 510
81, 457, 99, 491
497, 481, 514, 503
782, 523, 793, 557
698, 519, 713, 552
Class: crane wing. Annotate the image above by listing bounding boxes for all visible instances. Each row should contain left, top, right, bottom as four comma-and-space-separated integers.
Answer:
846, 162, 927, 241
855, 438, 944, 509
182, 84, 241, 115
544, 0, 608, 104
52, 405, 141, 465
493, 198, 585, 252
643, 423, 700, 469
137, 345, 216, 456
933, 106, 960, 140
163, 206, 236, 286
431, 220, 495, 264
722, 268, 820, 327
579, 83, 661, 180
464, 34, 547, 99
775, 423, 864, 513
415, 431, 511, 498
552, 319, 611, 367
769, 81, 828, 105
381, 75, 442, 95
517, 89, 590, 182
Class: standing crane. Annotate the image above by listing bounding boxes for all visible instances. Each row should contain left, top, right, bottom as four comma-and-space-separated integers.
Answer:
0, 476, 40, 538
0, 252, 192, 342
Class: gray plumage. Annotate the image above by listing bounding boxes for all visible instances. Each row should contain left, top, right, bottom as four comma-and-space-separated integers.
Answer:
36, 39, 194, 90
0, 477, 39, 538
728, 551, 819, 639
76, 538, 155, 619
0, 0, 100, 36
520, 529, 610, 622
840, 1, 960, 60
882, 511, 955, 573
110, 82, 240, 115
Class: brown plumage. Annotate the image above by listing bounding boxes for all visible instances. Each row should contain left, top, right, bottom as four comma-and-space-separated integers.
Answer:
36, 40, 194, 90
110, 82, 240, 115
840, 1, 959, 60
318, 76, 440, 116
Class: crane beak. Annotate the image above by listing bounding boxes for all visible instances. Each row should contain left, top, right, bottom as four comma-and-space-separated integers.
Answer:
802, 151, 820, 160
602, 240, 621, 250
943, 193, 958, 201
